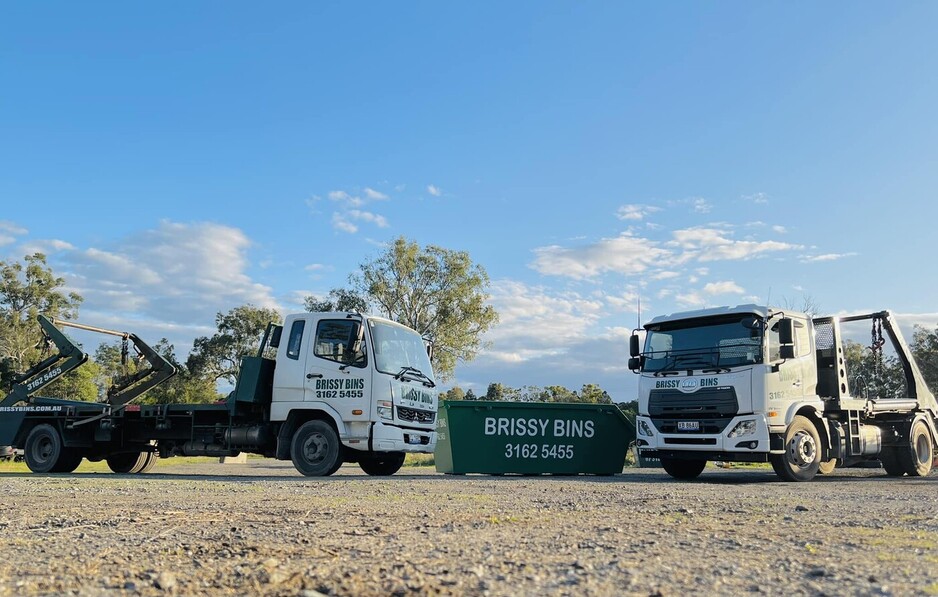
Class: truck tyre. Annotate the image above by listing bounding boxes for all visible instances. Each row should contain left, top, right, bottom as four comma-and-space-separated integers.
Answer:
291, 420, 341, 476
51, 449, 84, 473
818, 459, 836, 475
660, 458, 706, 480
770, 415, 821, 482
359, 452, 406, 476
24, 424, 63, 474
107, 452, 149, 474
904, 420, 933, 477
138, 452, 158, 473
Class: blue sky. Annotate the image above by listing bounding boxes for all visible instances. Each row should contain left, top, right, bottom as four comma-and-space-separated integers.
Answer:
2, 2, 937, 400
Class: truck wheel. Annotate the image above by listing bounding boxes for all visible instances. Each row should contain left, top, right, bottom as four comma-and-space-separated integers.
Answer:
51, 449, 84, 473
770, 415, 821, 482
359, 452, 406, 476
138, 452, 158, 473
24, 424, 63, 473
904, 420, 933, 477
660, 458, 706, 480
291, 420, 340, 476
107, 452, 149, 474
818, 459, 836, 475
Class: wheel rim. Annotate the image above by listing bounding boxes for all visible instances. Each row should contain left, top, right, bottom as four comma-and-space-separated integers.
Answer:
302, 432, 328, 465
788, 430, 817, 468
32, 436, 54, 465
916, 432, 931, 466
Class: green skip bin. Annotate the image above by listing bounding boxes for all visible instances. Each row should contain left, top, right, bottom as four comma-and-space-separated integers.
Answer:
435, 400, 630, 475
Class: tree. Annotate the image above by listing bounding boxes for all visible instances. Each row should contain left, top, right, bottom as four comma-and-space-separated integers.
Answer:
186, 305, 282, 385
578, 383, 613, 404
350, 236, 498, 381
912, 324, 938, 394
304, 288, 370, 313
843, 340, 906, 399
439, 387, 466, 401
0, 253, 83, 387
94, 338, 220, 405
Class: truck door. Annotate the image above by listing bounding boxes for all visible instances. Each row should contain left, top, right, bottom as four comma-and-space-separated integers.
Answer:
766, 318, 808, 403
305, 318, 371, 421
272, 316, 311, 404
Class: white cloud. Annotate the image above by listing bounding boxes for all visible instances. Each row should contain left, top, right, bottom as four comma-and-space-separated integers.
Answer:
331, 213, 358, 234
772, 225, 787, 234
691, 197, 712, 214
427, 185, 442, 197
670, 227, 802, 262
651, 271, 680, 280
17, 239, 74, 255
0, 221, 28, 247
61, 221, 278, 332
530, 233, 671, 280
616, 204, 661, 221
480, 280, 605, 363
800, 252, 857, 263
328, 190, 364, 207
363, 187, 389, 200
349, 210, 389, 228
676, 292, 706, 307
703, 281, 745, 295
305, 263, 327, 272
742, 192, 769, 204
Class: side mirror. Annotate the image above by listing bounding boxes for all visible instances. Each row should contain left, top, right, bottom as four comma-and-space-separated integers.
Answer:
628, 357, 642, 371
780, 345, 796, 360
629, 334, 640, 358
779, 318, 794, 345
426, 341, 434, 360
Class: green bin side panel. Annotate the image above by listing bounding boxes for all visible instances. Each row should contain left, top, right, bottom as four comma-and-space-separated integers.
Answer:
435, 400, 630, 475
233, 357, 275, 404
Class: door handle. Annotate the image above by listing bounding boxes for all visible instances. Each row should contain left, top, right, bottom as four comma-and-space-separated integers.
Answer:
307, 373, 323, 379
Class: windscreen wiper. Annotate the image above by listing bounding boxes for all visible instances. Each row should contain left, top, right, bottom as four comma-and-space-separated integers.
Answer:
395, 366, 436, 388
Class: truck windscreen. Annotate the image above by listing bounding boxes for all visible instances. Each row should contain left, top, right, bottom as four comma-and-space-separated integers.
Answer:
643, 316, 763, 373
369, 321, 435, 383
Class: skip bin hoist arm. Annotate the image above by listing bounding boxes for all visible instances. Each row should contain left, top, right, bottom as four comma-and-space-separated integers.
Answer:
0, 315, 177, 408
0, 315, 89, 407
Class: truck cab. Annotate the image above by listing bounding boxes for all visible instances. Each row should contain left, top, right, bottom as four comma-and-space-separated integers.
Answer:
271, 312, 437, 462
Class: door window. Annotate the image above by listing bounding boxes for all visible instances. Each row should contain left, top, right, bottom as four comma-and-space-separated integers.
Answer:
286, 320, 305, 360
314, 320, 367, 368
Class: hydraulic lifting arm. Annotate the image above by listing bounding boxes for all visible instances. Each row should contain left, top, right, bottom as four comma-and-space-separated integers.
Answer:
0, 315, 177, 408
1, 315, 89, 407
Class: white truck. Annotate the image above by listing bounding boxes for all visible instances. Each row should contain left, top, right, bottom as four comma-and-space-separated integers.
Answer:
0, 311, 438, 476
629, 305, 938, 482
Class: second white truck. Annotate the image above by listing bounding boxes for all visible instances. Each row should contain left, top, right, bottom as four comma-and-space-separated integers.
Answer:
630, 305, 937, 482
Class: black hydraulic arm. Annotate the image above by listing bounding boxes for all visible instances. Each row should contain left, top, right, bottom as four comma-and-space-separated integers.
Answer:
0, 315, 177, 408
0, 315, 89, 407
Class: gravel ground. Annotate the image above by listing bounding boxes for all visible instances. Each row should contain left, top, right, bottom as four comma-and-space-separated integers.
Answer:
2, 461, 938, 596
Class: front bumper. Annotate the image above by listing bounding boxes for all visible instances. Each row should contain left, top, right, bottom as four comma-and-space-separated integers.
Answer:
636, 414, 771, 458
369, 421, 437, 453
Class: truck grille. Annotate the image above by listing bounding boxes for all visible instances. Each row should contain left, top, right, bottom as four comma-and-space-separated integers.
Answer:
649, 387, 739, 434
396, 406, 435, 424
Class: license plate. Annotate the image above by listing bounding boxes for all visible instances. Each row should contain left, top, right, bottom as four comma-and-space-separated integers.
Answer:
407, 435, 423, 445
677, 421, 699, 431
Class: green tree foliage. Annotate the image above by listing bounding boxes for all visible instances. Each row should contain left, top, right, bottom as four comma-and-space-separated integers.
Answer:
94, 338, 220, 405
304, 288, 370, 313
481, 382, 613, 404
186, 305, 282, 385
0, 253, 92, 398
439, 387, 466, 401
347, 237, 498, 382
912, 324, 938, 394
843, 340, 907, 399
0, 254, 83, 375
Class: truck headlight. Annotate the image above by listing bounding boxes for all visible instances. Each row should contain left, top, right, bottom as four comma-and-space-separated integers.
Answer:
728, 420, 757, 438
638, 420, 655, 437
377, 400, 393, 421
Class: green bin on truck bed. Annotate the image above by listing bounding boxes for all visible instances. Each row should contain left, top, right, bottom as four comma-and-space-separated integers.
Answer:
435, 400, 630, 475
